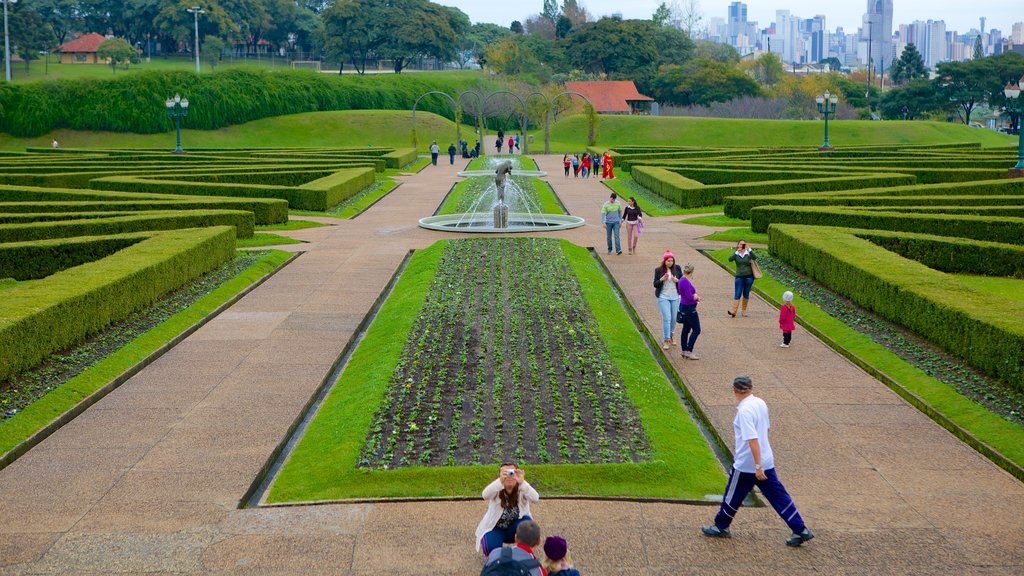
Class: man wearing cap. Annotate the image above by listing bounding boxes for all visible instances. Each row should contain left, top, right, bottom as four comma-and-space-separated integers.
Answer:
702, 375, 814, 547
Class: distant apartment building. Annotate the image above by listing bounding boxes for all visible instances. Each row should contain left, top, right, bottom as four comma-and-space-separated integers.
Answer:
1012, 22, 1024, 45
860, 0, 894, 71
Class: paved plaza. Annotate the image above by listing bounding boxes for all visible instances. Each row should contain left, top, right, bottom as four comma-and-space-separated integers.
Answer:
0, 152, 1021, 574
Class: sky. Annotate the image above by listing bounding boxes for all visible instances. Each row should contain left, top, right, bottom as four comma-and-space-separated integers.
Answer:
434, 1, 1022, 36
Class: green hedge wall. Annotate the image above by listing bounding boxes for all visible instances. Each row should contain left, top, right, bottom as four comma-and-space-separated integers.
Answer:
768, 224, 1024, 389
631, 167, 703, 205
0, 210, 255, 243
750, 206, 1024, 243
382, 148, 419, 169
0, 69, 493, 137
0, 233, 149, 280
853, 230, 1024, 278
297, 167, 377, 207
0, 227, 236, 381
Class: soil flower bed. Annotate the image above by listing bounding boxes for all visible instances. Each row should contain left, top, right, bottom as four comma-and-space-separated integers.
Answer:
360, 237, 651, 469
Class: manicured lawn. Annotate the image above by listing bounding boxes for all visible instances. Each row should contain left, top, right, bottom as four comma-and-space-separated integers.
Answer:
438, 176, 565, 216
257, 219, 328, 232
266, 239, 725, 502
7, 58, 289, 84
703, 228, 769, 244
236, 232, 303, 248
544, 115, 1018, 150
953, 274, 1024, 304
0, 250, 293, 458
682, 215, 748, 227
707, 248, 1024, 476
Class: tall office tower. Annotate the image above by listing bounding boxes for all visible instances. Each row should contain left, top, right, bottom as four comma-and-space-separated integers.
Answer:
1013, 22, 1024, 44
806, 15, 827, 63
980, 17, 986, 35
727, 2, 747, 45
773, 10, 802, 63
861, 0, 894, 71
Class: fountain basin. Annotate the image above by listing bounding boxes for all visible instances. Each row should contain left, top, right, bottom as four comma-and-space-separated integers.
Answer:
457, 170, 548, 178
419, 213, 585, 233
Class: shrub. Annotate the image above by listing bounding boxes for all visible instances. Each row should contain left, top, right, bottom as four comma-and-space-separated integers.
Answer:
0, 232, 149, 280
0, 210, 255, 243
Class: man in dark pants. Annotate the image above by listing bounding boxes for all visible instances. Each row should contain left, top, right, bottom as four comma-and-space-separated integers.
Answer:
702, 375, 814, 547
447, 142, 456, 165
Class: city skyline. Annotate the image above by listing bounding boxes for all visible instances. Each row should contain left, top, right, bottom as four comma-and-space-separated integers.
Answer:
435, 1, 1020, 36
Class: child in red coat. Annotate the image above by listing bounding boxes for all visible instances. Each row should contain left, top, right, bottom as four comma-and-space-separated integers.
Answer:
779, 291, 796, 347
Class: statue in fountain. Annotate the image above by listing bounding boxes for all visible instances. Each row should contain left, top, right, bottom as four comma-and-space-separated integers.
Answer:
493, 160, 513, 228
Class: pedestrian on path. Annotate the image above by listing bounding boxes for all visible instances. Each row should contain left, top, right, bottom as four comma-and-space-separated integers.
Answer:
581, 153, 591, 178
572, 154, 581, 177
430, 141, 440, 166
677, 263, 701, 359
600, 192, 623, 255
623, 197, 643, 254
448, 143, 457, 165
508, 136, 515, 154
779, 291, 796, 347
496, 137, 504, 153
653, 250, 682, 350
563, 154, 571, 177
542, 536, 580, 576
727, 240, 757, 318
702, 375, 814, 547
515, 134, 521, 152
498, 128, 504, 143
602, 151, 614, 179
476, 461, 541, 556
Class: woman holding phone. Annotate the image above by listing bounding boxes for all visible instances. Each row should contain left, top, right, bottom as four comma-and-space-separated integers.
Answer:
653, 250, 683, 350
727, 239, 758, 317
475, 460, 540, 556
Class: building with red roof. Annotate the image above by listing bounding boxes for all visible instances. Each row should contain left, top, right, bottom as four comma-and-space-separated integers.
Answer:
564, 81, 655, 115
59, 33, 108, 64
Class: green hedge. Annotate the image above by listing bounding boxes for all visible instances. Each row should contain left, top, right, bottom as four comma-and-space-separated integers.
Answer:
0, 232, 150, 280
0, 68, 493, 137
0, 210, 255, 243
751, 206, 1024, 243
0, 227, 236, 382
382, 148, 419, 169
297, 167, 377, 207
631, 166, 703, 205
852, 229, 1024, 278
768, 224, 1024, 389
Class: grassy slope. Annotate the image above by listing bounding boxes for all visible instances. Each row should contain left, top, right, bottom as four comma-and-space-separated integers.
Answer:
0, 250, 293, 457
708, 248, 1024, 471
267, 239, 724, 502
6, 58, 291, 84
545, 114, 1018, 150
0, 110, 462, 152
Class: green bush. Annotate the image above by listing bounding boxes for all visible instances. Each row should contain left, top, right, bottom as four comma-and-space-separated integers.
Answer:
382, 148, 419, 169
751, 206, 1024, 243
0, 209, 255, 243
298, 167, 377, 207
0, 69, 494, 137
631, 166, 702, 205
0, 227, 236, 382
0, 232, 150, 280
852, 229, 1024, 278
768, 224, 1024, 389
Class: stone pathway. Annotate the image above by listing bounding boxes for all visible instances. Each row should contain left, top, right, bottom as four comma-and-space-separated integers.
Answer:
0, 154, 1021, 575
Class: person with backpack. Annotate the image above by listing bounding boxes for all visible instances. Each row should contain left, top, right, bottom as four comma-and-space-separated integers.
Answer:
482, 520, 546, 576
476, 461, 541, 557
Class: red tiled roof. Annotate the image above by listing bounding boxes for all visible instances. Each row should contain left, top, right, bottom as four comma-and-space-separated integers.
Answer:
565, 81, 655, 113
60, 33, 108, 54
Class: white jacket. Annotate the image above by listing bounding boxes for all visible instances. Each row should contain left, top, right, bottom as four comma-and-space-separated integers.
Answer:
474, 479, 540, 552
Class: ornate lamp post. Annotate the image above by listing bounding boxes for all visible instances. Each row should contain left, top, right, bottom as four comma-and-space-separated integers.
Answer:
815, 90, 838, 151
187, 6, 205, 73
165, 93, 189, 154
1003, 75, 1024, 177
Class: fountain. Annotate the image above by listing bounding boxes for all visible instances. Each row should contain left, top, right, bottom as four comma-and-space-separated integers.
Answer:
456, 155, 548, 178
418, 160, 584, 233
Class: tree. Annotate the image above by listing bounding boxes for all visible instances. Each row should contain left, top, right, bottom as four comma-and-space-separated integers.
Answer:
694, 39, 739, 63
201, 36, 225, 70
651, 60, 761, 106
973, 35, 984, 60
377, 0, 458, 73
891, 43, 927, 85
879, 78, 940, 120
555, 15, 573, 39
749, 52, 784, 86
525, 15, 556, 39
652, 3, 673, 26
320, 0, 388, 74
935, 59, 988, 124
564, 18, 660, 81
678, 0, 703, 39
97, 38, 135, 73
9, 5, 57, 72
560, 0, 590, 26
652, 25, 695, 68
510, 21, 524, 34
541, 0, 560, 24
32, 0, 77, 45
463, 23, 511, 69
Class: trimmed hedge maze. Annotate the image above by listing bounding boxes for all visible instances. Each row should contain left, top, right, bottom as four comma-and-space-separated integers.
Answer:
614, 143, 1024, 471
0, 146, 412, 433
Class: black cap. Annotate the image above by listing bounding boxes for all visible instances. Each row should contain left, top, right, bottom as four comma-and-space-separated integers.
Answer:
733, 375, 753, 391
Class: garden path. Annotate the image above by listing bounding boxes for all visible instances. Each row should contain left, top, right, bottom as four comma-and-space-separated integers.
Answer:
0, 154, 1020, 575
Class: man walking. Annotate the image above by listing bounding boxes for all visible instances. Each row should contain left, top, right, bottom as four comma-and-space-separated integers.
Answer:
702, 375, 814, 547
430, 141, 440, 166
447, 142, 457, 165
600, 192, 623, 255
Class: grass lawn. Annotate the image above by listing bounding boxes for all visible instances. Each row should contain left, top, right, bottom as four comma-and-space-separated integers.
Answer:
953, 274, 1024, 304
0, 250, 293, 458
266, 239, 725, 502
544, 115, 1018, 150
682, 215, 748, 227
600, 173, 695, 217
236, 232, 303, 248
704, 228, 769, 244
707, 248, 1024, 477
257, 219, 328, 232
438, 176, 564, 216
7, 58, 293, 84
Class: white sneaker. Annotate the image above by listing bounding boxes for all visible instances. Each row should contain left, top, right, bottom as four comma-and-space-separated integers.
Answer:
780, 343, 790, 348
687, 352, 700, 360
682, 351, 691, 358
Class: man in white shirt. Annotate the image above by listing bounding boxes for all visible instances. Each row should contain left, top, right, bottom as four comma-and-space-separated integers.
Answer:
702, 375, 814, 547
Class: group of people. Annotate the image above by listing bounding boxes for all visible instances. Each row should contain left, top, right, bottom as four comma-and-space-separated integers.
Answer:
563, 151, 614, 180
495, 129, 522, 154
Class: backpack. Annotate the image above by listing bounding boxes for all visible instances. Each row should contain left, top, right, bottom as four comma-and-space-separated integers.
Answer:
480, 547, 541, 576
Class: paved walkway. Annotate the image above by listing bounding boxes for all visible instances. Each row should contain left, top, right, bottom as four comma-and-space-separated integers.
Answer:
1, 154, 1021, 575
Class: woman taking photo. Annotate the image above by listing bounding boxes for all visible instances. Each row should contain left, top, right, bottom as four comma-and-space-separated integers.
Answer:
623, 197, 643, 255
727, 239, 758, 318
653, 250, 683, 350
475, 461, 540, 556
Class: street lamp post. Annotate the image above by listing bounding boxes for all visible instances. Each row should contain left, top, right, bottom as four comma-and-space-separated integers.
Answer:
3, 0, 16, 83
165, 93, 190, 154
815, 90, 839, 151
1004, 75, 1024, 177
187, 6, 205, 73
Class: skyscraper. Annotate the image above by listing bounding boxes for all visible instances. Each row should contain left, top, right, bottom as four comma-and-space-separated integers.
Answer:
861, 0, 894, 70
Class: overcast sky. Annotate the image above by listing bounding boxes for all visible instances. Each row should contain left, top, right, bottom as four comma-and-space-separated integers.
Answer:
435, 1, 1021, 35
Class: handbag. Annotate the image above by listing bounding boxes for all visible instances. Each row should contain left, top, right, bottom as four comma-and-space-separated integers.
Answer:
676, 308, 686, 323
751, 260, 763, 279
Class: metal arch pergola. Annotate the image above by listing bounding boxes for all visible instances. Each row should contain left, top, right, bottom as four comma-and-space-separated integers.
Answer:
525, 91, 595, 155
481, 90, 529, 154
411, 91, 460, 151
457, 90, 484, 155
